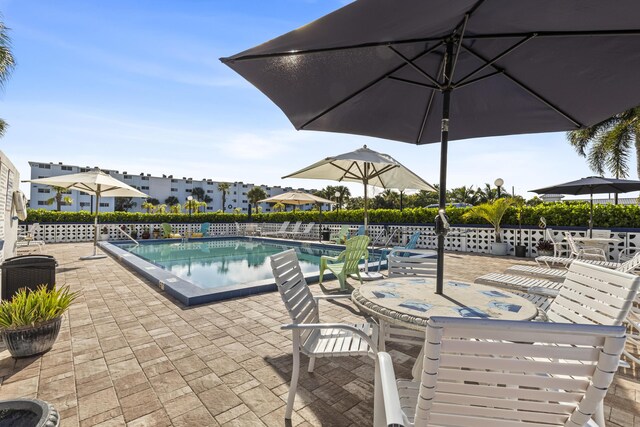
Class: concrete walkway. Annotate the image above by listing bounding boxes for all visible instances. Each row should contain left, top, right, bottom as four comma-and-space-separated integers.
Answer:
0, 243, 637, 426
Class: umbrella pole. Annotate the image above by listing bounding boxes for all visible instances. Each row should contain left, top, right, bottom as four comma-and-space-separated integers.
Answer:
589, 192, 593, 238
81, 188, 107, 260
435, 41, 454, 295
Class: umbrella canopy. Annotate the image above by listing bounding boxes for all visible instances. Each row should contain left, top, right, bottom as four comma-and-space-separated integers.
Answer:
222, 1, 640, 293
531, 176, 640, 236
258, 190, 335, 206
27, 168, 148, 259
283, 145, 435, 230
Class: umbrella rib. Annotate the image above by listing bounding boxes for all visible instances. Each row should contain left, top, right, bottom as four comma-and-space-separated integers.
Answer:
388, 46, 443, 89
387, 76, 439, 90
454, 34, 536, 87
417, 51, 447, 144
330, 161, 363, 181
454, 70, 503, 90
463, 44, 583, 128
299, 42, 444, 130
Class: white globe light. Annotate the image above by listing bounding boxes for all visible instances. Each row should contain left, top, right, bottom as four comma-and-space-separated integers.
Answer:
494, 178, 504, 187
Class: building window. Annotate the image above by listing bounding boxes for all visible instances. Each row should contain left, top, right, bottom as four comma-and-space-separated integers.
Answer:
38, 163, 51, 169
141, 186, 149, 190
124, 175, 132, 179
207, 182, 214, 185
37, 201, 47, 205
61, 166, 72, 171
185, 189, 192, 193
99, 202, 109, 207
207, 190, 213, 193
37, 188, 50, 193
171, 179, 178, 183
80, 202, 90, 207
141, 176, 149, 181
80, 168, 89, 172
171, 188, 178, 192
186, 180, 192, 184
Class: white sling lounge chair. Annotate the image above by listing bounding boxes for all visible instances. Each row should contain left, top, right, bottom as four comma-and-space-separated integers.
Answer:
374, 316, 626, 427
262, 220, 290, 237
269, 249, 378, 420
288, 222, 315, 240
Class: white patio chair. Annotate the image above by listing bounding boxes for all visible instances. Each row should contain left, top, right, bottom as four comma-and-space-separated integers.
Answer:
591, 229, 612, 239
545, 227, 569, 257
289, 222, 315, 240
16, 223, 45, 252
374, 316, 626, 427
284, 221, 302, 238
269, 249, 378, 419
262, 220, 290, 237
565, 232, 607, 261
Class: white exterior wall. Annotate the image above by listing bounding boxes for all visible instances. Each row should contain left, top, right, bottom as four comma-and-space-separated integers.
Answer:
29, 161, 326, 213
1, 151, 21, 262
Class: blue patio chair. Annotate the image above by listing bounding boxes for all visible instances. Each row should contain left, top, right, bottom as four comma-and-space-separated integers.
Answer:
355, 225, 365, 236
377, 231, 420, 272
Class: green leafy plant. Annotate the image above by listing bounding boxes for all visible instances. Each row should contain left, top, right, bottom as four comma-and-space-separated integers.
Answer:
462, 198, 515, 243
0, 285, 79, 329
535, 240, 554, 252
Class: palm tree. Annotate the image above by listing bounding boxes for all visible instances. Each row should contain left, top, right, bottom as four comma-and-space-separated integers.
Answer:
114, 197, 137, 212
218, 182, 230, 212
568, 107, 640, 203
448, 185, 478, 204
46, 186, 73, 211
0, 20, 15, 137
170, 204, 182, 214
165, 196, 179, 206
462, 198, 514, 243
334, 185, 351, 209
247, 187, 267, 213
184, 198, 200, 215
141, 201, 155, 213
568, 107, 640, 178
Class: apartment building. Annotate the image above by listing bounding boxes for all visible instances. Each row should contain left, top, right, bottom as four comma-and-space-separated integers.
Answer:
29, 161, 323, 213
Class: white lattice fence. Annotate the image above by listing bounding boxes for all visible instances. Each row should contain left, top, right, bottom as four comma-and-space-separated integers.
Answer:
17, 222, 640, 260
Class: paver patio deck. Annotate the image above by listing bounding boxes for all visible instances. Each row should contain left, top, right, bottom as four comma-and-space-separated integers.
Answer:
0, 242, 638, 426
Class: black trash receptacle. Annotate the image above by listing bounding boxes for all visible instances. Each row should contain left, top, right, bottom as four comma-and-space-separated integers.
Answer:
1, 255, 57, 301
321, 229, 331, 241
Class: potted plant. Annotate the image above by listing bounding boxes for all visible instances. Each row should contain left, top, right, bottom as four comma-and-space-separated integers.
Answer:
0, 285, 78, 358
152, 228, 161, 239
141, 228, 151, 239
463, 198, 514, 256
99, 226, 109, 241
536, 239, 554, 256
130, 228, 138, 239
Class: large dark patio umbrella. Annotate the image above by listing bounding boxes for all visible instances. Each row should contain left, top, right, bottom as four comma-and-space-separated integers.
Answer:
221, 0, 640, 294
531, 176, 640, 237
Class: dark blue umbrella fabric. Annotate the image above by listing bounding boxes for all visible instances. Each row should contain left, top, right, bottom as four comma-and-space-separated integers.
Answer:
531, 177, 640, 236
221, 1, 640, 293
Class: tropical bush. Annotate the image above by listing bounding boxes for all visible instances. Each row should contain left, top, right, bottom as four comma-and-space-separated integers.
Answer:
22, 203, 640, 228
0, 285, 79, 329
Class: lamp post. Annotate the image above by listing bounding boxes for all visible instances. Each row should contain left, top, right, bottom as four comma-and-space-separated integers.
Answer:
334, 190, 341, 211
187, 195, 193, 216
494, 178, 504, 199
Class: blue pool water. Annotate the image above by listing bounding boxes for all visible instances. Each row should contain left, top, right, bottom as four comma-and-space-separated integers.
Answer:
118, 238, 356, 289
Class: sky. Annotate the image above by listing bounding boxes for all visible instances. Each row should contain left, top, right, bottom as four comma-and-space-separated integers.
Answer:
0, 0, 636, 200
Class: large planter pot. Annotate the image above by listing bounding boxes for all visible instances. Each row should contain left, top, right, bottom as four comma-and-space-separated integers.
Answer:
491, 242, 509, 256
1, 317, 62, 358
515, 245, 527, 258
0, 398, 60, 426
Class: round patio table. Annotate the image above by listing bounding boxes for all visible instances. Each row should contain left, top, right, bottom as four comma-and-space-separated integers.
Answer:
352, 277, 539, 378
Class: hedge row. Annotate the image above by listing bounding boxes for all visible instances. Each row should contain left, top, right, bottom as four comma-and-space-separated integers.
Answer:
23, 204, 640, 228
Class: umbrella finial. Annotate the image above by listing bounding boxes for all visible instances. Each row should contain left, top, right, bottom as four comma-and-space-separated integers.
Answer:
363, 144, 367, 149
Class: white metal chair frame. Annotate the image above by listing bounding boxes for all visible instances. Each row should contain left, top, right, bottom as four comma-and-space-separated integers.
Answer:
545, 227, 569, 257
269, 249, 378, 420
289, 222, 315, 240
262, 220, 290, 237
565, 232, 607, 261
374, 316, 626, 427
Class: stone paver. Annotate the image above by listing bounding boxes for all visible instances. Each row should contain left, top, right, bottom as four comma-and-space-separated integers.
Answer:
0, 242, 637, 426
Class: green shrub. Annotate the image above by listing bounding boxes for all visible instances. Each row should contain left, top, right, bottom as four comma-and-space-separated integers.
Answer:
0, 285, 79, 329
22, 203, 640, 228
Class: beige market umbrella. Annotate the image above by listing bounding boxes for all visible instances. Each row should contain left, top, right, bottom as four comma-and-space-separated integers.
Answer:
258, 190, 335, 209
26, 168, 148, 259
284, 145, 435, 232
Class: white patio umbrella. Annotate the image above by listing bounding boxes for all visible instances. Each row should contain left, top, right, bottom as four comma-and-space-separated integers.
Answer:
283, 145, 435, 230
26, 168, 148, 260
258, 190, 335, 209
284, 145, 435, 279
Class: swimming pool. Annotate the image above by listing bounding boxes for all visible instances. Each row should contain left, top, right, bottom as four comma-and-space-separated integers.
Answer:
101, 237, 381, 306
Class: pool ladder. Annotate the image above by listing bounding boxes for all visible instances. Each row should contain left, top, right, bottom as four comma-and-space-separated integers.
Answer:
118, 227, 139, 247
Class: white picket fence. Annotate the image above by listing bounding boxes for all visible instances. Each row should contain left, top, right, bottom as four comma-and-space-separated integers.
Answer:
19, 222, 639, 261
